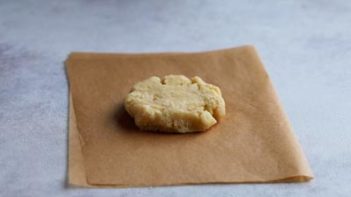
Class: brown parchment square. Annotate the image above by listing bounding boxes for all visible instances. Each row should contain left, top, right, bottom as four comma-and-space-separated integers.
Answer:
66, 46, 313, 187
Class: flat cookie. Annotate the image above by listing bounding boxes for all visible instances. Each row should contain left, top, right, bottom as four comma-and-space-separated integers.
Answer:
124, 75, 225, 133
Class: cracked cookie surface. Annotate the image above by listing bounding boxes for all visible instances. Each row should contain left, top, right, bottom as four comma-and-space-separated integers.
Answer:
124, 75, 225, 133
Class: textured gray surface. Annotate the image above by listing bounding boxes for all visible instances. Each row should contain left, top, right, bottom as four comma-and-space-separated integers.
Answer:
0, 0, 350, 196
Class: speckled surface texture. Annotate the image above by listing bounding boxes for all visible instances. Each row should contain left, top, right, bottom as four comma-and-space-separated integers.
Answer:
0, 0, 350, 196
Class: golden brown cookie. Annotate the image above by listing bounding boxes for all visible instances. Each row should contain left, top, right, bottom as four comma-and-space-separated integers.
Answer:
124, 75, 225, 133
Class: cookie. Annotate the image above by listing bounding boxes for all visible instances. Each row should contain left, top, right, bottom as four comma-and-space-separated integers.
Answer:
124, 75, 225, 133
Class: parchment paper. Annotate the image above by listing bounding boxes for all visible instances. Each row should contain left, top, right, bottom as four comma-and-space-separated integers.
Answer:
66, 46, 313, 187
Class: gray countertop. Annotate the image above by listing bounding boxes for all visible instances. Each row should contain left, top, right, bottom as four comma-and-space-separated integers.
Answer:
1, 0, 350, 196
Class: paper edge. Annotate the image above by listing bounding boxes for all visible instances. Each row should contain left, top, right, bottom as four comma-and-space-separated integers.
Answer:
65, 45, 256, 60
75, 175, 313, 188
68, 93, 90, 187
248, 47, 314, 178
